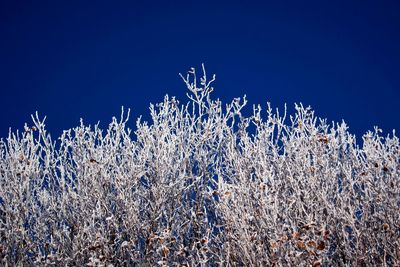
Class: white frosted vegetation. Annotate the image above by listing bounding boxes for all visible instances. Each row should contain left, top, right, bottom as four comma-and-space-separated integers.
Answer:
0, 66, 399, 266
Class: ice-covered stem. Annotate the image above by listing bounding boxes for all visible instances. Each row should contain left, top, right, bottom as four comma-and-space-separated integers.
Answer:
0, 65, 398, 266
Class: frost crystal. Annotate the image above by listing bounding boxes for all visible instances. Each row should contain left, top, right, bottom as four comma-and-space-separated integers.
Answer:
0, 66, 399, 266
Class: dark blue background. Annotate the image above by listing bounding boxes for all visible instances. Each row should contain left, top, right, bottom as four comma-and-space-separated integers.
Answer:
1, 1, 399, 140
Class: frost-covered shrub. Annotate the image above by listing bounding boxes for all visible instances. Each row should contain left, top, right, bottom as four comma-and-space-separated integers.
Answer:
0, 66, 399, 266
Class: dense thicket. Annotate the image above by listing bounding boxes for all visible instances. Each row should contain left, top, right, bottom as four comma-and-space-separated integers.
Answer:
1, 66, 399, 266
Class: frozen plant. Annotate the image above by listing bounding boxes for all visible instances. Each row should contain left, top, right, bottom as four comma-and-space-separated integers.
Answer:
0, 65, 399, 266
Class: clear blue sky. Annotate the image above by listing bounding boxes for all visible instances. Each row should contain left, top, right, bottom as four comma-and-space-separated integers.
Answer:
0, 1, 399, 140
